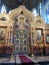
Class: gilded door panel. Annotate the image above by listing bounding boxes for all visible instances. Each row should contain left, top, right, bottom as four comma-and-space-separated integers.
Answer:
14, 30, 29, 55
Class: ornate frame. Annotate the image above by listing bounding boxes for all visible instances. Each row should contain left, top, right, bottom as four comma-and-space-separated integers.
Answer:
46, 34, 49, 44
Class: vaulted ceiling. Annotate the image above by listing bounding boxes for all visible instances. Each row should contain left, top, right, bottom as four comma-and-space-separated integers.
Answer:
1, 0, 43, 11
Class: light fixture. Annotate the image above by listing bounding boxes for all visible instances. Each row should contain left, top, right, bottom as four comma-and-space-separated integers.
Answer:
1, 4, 7, 13
32, 8, 37, 17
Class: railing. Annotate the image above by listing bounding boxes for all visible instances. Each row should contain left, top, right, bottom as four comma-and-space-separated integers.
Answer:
32, 44, 49, 56
0, 44, 14, 57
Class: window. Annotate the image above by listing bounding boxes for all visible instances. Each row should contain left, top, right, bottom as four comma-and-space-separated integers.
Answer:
0, 17, 7, 21
21, 11, 23, 14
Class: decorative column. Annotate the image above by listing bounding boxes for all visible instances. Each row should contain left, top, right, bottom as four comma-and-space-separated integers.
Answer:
33, 27, 36, 45
43, 28, 46, 44
42, 28, 46, 56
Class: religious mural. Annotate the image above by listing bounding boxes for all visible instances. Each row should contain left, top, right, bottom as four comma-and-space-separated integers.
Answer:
46, 34, 49, 43
0, 28, 5, 44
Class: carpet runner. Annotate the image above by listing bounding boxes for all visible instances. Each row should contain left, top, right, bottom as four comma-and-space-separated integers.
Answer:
0, 55, 49, 65
19, 55, 33, 63
0, 55, 34, 64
